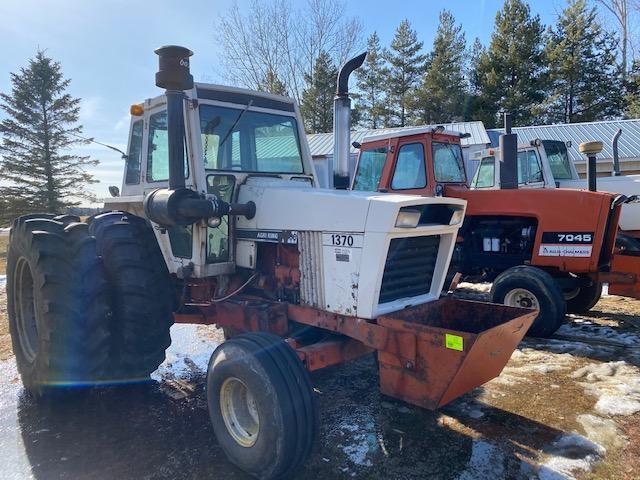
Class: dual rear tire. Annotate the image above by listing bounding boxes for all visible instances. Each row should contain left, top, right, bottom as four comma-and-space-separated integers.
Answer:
7, 212, 174, 392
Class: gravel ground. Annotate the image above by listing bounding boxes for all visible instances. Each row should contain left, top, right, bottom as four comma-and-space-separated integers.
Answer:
0, 279, 639, 479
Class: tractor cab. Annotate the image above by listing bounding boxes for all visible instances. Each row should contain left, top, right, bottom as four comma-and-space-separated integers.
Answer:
351, 127, 468, 196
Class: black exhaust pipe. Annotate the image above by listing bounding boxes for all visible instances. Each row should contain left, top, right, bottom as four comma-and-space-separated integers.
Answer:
499, 113, 518, 189
333, 52, 366, 189
612, 128, 622, 176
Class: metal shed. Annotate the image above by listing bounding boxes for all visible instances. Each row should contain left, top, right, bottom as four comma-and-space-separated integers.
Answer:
307, 121, 491, 188
488, 119, 640, 177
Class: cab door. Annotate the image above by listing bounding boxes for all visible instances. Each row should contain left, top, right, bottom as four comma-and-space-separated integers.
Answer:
385, 136, 431, 195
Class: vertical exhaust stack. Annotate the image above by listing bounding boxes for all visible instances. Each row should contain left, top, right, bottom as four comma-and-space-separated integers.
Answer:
155, 45, 194, 190
612, 128, 622, 176
144, 46, 256, 227
333, 52, 367, 189
579, 141, 604, 192
499, 113, 518, 190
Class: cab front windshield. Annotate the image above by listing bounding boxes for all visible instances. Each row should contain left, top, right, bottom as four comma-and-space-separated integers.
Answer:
542, 140, 573, 180
199, 104, 304, 173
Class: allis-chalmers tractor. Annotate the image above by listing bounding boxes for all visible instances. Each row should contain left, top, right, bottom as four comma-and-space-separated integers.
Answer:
352, 117, 640, 337
6, 47, 537, 479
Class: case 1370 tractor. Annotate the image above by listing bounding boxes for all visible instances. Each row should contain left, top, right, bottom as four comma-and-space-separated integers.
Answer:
351, 115, 640, 337
5, 47, 539, 479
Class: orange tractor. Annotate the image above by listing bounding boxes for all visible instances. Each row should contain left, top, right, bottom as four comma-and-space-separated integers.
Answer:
351, 116, 640, 336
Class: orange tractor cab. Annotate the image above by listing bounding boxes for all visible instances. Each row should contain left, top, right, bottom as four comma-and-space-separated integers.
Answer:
351, 119, 640, 336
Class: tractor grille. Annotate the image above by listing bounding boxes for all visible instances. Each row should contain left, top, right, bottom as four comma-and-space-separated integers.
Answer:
378, 235, 440, 304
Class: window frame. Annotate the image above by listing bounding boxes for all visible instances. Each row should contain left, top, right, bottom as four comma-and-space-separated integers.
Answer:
431, 141, 467, 184
517, 149, 545, 186
198, 104, 305, 175
390, 142, 427, 191
125, 119, 144, 185
145, 109, 190, 184
352, 145, 389, 192
472, 156, 496, 188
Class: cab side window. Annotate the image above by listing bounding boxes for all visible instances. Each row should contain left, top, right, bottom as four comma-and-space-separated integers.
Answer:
353, 147, 387, 191
391, 143, 426, 190
517, 150, 543, 184
146, 110, 188, 182
125, 120, 143, 185
473, 157, 495, 188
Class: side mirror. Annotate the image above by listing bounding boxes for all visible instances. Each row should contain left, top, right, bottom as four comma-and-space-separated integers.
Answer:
109, 186, 120, 197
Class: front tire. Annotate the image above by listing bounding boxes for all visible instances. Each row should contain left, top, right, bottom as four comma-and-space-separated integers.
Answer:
491, 266, 566, 337
7, 216, 112, 394
207, 333, 317, 480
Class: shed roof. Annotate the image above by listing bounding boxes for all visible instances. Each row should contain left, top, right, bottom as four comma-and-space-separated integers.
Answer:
307, 121, 490, 157
488, 119, 640, 162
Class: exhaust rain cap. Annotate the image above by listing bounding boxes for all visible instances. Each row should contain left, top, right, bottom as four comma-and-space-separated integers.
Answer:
155, 45, 194, 91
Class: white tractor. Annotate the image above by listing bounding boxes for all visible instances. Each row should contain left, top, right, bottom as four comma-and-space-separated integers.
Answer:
6, 46, 535, 479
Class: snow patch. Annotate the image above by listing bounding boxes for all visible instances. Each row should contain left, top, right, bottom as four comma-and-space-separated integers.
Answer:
457, 282, 492, 293
538, 433, 605, 480
570, 361, 640, 416
557, 320, 640, 347
0, 275, 6, 288
577, 414, 625, 451
0, 359, 22, 410
493, 348, 577, 386
152, 324, 220, 381
331, 411, 378, 468
456, 440, 505, 480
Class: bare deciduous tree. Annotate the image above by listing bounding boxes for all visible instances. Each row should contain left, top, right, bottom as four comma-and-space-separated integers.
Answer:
216, 0, 363, 104
596, 0, 630, 78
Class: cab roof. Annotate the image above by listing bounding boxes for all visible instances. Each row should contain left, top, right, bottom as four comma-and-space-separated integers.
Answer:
362, 126, 466, 144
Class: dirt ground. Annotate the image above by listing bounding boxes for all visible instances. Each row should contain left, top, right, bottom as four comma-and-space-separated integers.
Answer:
0, 272, 639, 478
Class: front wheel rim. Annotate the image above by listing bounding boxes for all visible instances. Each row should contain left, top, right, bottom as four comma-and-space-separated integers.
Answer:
504, 288, 540, 310
220, 377, 260, 447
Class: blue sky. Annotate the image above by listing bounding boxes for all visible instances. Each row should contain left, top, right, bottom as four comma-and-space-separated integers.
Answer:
0, 0, 596, 201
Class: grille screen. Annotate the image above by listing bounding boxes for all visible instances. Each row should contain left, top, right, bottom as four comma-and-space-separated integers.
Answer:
378, 235, 440, 304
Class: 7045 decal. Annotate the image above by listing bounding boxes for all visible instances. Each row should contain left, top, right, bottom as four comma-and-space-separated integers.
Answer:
541, 232, 594, 244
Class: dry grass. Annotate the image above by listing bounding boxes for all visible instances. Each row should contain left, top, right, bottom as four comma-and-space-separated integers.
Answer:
0, 234, 7, 276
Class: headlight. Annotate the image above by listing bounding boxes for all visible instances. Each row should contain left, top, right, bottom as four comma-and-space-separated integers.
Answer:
395, 209, 421, 228
449, 208, 464, 225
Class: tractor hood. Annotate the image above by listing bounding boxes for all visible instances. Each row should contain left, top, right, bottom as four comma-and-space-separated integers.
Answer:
236, 177, 466, 234
559, 175, 640, 232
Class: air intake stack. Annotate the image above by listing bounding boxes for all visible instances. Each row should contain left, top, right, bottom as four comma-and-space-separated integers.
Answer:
144, 46, 255, 226
499, 113, 518, 190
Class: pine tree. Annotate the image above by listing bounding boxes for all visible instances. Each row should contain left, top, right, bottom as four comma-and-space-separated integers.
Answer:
624, 60, 640, 118
544, 0, 622, 123
258, 69, 288, 96
474, 0, 546, 127
413, 10, 467, 124
385, 20, 426, 127
300, 51, 338, 133
0, 51, 97, 225
464, 38, 489, 121
355, 32, 389, 129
